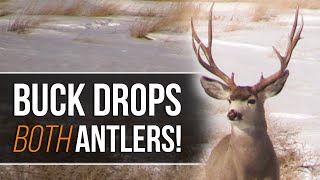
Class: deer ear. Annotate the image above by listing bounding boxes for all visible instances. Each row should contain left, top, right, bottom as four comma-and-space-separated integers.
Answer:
262, 71, 289, 98
200, 76, 231, 100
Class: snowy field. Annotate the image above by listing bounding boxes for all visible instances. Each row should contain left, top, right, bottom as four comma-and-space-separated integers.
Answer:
0, 1, 319, 179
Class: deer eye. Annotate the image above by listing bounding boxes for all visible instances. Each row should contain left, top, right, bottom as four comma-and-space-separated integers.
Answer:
228, 99, 231, 104
248, 99, 256, 104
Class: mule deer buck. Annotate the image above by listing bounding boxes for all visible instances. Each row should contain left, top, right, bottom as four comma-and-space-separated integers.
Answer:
191, 5, 303, 180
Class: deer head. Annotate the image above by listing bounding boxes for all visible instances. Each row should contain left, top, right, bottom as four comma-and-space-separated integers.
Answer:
192, 5, 303, 129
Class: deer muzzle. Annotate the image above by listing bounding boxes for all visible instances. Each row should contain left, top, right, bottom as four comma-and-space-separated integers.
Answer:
227, 109, 242, 121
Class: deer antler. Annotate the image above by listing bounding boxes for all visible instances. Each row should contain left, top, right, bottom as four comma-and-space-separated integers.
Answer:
252, 7, 304, 92
191, 4, 237, 90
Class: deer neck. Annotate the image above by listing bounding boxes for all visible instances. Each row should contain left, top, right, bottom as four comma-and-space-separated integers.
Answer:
231, 123, 268, 138
228, 109, 273, 167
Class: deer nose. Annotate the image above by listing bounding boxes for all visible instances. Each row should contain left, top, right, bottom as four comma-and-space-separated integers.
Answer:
227, 109, 242, 121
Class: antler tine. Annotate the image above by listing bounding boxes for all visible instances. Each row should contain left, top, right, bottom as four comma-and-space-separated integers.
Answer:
285, 12, 304, 66
191, 5, 214, 65
191, 18, 210, 62
191, 4, 237, 89
208, 4, 213, 53
195, 42, 216, 74
253, 7, 303, 92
